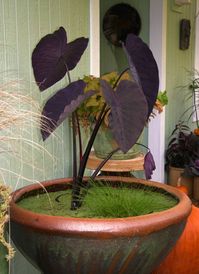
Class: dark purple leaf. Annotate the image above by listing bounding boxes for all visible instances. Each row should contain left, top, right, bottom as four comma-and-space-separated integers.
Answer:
144, 151, 156, 180
100, 79, 148, 153
32, 27, 89, 91
41, 80, 95, 140
124, 33, 159, 117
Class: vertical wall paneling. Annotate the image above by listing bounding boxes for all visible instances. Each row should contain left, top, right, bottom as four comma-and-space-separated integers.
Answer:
0, 1, 90, 273
148, 0, 167, 182
165, 0, 196, 140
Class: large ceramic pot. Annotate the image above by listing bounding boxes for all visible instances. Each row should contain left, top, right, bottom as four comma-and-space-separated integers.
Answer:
9, 177, 191, 274
0, 244, 8, 274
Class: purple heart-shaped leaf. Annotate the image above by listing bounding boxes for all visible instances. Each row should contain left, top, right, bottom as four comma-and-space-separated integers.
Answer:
100, 79, 148, 153
32, 27, 89, 91
144, 151, 156, 180
41, 80, 95, 140
124, 33, 159, 117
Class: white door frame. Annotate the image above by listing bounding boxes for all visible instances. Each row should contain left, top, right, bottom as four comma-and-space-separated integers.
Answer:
90, 0, 167, 182
148, 0, 167, 183
90, 0, 100, 76
195, 0, 199, 72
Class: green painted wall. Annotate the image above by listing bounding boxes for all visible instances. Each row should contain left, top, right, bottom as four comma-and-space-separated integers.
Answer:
0, 0, 90, 188
165, 0, 196, 144
0, 0, 90, 273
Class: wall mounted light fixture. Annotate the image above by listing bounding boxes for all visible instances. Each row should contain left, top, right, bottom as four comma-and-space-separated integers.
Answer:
179, 19, 191, 50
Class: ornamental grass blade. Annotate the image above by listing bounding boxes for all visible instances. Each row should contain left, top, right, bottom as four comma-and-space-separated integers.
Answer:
100, 79, 148, 153
41, 80, 95, 140
124, 33, 159, 117
32, 27, 89, 91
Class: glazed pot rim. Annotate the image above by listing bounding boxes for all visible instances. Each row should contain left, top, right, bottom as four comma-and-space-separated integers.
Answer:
10, 176, 192, 238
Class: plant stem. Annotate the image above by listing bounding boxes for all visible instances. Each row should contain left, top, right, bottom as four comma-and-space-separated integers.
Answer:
135, 142, 149, 151
71, 112, 78, 209
77, 103, 107, 181
71, 68, 130, 209
113, 68, 129, 89
64, 65, 83, 209
90, 148, 120, 179
75, 112, 83, 160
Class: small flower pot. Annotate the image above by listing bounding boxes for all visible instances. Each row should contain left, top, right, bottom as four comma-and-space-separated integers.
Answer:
193, 177, 199, 200
168, 166, 193, 197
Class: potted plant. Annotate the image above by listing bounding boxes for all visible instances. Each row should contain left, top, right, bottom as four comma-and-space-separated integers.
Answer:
78, 73, 168, 160
9, 27, 191, 274
183, 160, 199, 200
77, 71, 144, 160
165, 121, 199, 196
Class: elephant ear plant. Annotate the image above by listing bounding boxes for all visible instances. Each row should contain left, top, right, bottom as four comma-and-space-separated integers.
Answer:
32, 26, 159, 210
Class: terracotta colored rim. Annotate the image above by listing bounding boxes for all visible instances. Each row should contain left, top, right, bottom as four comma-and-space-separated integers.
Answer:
10, 176, 192, 239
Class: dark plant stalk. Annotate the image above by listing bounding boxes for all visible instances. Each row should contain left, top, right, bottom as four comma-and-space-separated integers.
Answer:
64, 65, 83, 209
75, 112, 83, 160
64, 67, 77, 178
71, 112, 79, 209
113, 68, 129, 89
135, 142, 149, 151
70, 104, 108, 210
90, 148, 120, 179
77, 103, 107, 181
71, 68, 131, 209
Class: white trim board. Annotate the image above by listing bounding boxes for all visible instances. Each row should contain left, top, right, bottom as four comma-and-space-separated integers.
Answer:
192, 0, 199, 122
195, 0, 199, 72
148, 0, 167, 182
89, 0, 100, 76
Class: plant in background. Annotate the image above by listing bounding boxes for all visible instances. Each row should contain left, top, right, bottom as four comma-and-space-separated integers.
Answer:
190, 74, 199, 134
183, 159, 199, 177
165, 121, 199, 169
77, 71, 131, 128
79, 73, 167, 128
154, 90, 168, 113
180, 71, 199, 133
32, 26, 159, 209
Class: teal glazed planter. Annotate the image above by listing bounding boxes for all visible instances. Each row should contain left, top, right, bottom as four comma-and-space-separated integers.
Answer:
0, 243, 8, 274
9, 177, 191, 274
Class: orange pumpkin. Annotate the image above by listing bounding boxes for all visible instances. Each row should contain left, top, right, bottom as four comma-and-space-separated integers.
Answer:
176, 185, 189, 195
194, 128, 199, 136
153, 186, 199, 274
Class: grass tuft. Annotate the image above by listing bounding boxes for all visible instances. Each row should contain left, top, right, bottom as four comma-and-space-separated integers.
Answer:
18, 180, 178, 218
